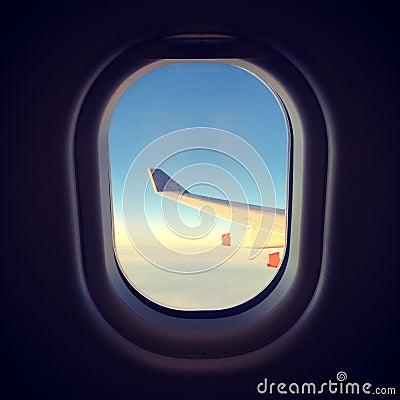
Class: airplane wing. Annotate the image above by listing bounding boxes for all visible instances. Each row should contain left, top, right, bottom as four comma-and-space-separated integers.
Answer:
148, 168, 286, 248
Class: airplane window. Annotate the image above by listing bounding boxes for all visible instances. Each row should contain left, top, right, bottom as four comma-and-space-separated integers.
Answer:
108, 61, 289, 311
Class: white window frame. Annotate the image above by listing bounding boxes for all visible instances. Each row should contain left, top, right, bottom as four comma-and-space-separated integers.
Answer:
75, 33, 327, 359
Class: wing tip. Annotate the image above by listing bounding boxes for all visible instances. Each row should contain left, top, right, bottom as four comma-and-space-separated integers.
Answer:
148, 168, 188, 194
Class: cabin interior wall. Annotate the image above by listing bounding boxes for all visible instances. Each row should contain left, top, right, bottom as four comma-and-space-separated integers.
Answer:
1, 1, 399, 398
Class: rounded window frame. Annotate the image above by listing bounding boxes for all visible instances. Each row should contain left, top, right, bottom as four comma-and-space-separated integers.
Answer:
110, 59, 291, 315
75, 33, 327, 358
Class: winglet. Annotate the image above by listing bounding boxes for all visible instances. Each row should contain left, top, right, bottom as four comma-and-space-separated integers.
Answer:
148, 168, 189, 194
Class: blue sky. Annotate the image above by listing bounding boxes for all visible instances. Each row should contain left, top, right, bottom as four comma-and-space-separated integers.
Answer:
108, 61, 288, 309
109, 61, 288, 221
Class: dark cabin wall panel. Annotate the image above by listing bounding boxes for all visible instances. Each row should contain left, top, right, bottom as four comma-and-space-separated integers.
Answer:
1, 1, 399, 399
